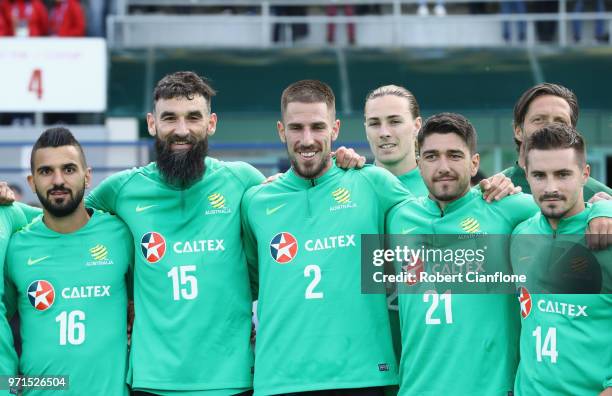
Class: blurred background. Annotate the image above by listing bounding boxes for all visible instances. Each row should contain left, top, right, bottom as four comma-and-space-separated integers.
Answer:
1, 0, 611, 203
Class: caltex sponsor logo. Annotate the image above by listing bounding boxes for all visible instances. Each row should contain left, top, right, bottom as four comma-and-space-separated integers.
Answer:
518, 286, 532, 318
27, 280, 55, 311
270, 232, 298, 264
141, 232, 166, 263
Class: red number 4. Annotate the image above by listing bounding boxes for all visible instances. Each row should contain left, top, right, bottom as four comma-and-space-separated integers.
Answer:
29, 69, 43, 100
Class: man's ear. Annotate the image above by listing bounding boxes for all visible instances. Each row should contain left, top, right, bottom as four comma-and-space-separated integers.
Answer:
277, 121, 286, 143
147, 113, 157, 137
207, 113, 217, 136
331, 119, 340, 142
27, 174, 35, 193
470, 153, 480, 177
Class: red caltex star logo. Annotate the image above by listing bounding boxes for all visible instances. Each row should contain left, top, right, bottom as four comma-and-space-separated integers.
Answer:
141, 232, 167, 263
270, 232, 298, 264
402, 256, 424, 286
27, 280, 55, 311
518, 286, 532, 318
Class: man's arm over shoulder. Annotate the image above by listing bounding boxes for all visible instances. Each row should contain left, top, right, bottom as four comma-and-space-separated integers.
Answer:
14, 202, 42, 224
225, 161, 266, 192
492, 192, 539, 228
585, 176, 612, 201
85, 168, 138, 214
359, 165, 413, 213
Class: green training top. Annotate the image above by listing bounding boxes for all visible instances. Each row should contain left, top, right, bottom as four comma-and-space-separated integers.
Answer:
511, 205, 612, 395
396, 168, 429, 198
0, 203, 33, 383
387, 191, 612, 396
4, 209, 133, 396
242, 164, 410, 395
502, 163, 612, 201
85, 157, 264, 393
387, 190, 538, 396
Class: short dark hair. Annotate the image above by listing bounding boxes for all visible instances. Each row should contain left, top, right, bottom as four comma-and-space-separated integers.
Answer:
365, 84, 420, 120
524, 123, 586, 168
281, 80, 336, 120
417, 112, 477, 154
513, 83, 579, 150
31, 127, 87, 171
153, 71, 216, 112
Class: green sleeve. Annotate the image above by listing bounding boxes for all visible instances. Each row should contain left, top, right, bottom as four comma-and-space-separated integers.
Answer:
14, 201, 42, 223
85, 168, 136, 213
121, 218, 135, 300
0, 264, 16, 376
226, 161, 266, 189
241, 185, 262, 300
584, 176, 612, 201
588, 199, 612, 221
2, 264, 16, 321
494, 192, 539, 228
604, 378, 612, 389
362, 166, 412, 214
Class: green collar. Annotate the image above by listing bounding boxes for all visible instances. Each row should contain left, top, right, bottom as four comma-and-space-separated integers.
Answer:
284, 161, 342, 189
423, 188, 480, 216
537, 203, 591, 234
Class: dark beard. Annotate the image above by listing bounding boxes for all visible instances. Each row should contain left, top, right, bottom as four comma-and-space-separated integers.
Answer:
155, 135, 208, 188
36, 182, 85, 218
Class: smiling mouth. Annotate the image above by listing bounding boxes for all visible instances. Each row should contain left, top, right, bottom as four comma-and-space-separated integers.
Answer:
49, 190, 69, 196
379, 143, 396, 149
171, 141, 193, 150
298, 151, 317, 159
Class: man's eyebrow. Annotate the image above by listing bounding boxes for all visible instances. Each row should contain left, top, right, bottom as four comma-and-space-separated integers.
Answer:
159, 111, 176, 118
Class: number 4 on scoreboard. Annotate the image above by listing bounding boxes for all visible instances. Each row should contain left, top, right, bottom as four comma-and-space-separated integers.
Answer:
29, 69, 43, 100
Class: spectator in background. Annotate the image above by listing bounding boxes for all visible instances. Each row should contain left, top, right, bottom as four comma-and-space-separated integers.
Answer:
572, 0, 608, 42
501, 0, 526, 42
533, 0, 557, 42
49, 0, 85, 36
326, 5, 355, 45
417, 0, 446, 16
272, 6, 308, 43
0, 0, 11, 35
5, 0, 48, 36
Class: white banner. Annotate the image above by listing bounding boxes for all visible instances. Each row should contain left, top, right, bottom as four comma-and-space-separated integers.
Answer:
0, 38, 107, 112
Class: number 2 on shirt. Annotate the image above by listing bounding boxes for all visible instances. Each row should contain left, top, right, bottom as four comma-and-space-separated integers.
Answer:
304, 264, 324, 299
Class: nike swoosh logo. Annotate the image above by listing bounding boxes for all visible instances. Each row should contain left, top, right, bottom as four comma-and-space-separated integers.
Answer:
401, 226, 418, 234
28, 256, 50, 266
266, 203, 287, 215
136, 204, 158, 213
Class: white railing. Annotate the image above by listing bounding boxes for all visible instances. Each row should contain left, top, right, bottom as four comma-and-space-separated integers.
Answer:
107, 0, 612, 48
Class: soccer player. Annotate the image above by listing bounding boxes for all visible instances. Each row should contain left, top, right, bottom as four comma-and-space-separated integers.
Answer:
85, 71, 264, 396
503, 83, 612, 200
3, 127, 133, 395
511, 123, 612, 396
385, 113, 611, 396
363, 84, 517, 201
362, 84, 521, 367
242, 80, 410, 395
0, 187, 41, 392
0, 202, 38, 385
